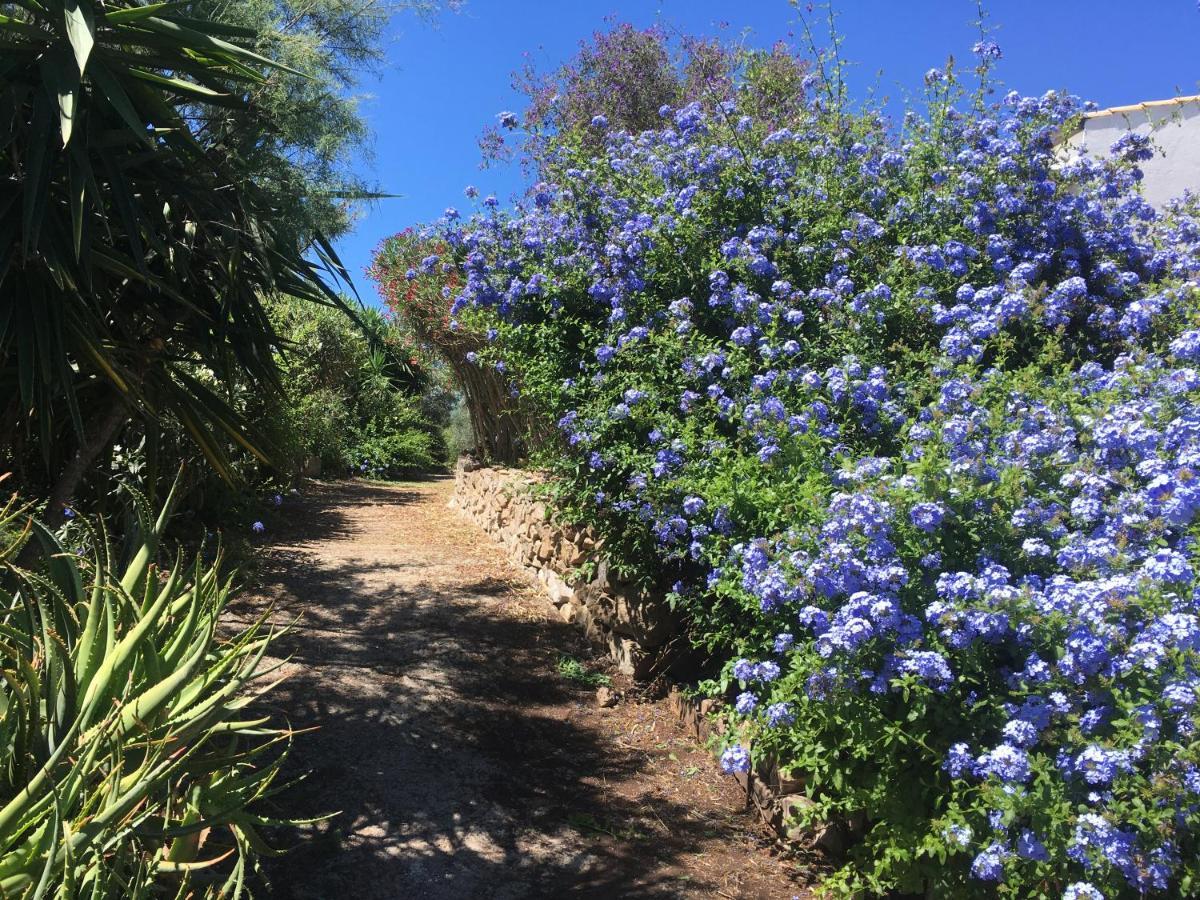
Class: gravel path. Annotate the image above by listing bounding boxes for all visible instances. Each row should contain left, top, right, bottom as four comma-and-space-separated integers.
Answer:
233, 477, 808, 899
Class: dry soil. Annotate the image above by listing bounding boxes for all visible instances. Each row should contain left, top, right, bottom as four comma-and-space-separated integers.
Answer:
230, 477, 811, 899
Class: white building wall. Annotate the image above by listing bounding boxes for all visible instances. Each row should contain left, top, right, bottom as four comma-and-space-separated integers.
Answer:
1062, 98, 1200, 208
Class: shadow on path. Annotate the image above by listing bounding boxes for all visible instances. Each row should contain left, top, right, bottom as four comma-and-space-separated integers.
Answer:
232, 479, 801, 900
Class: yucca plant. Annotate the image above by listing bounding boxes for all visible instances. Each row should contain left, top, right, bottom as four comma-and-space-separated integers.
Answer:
0, 472, 292, 896
0, 0, 355, 512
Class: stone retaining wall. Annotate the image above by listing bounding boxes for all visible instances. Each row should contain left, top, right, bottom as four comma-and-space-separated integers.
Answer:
450, 456, 683, 679
451, 455, 859, 854
667, 688, 865, 856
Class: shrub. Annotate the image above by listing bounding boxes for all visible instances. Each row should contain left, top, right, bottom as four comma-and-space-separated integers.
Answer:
351, 414, 445, 478
0, 478, 289, 894
426, 40, 1200, 899
0, 1, 355, 514
443, 396, 477, 464
480, 23, 808, 172
370, 229, 526, 463
271, 296, 446, 479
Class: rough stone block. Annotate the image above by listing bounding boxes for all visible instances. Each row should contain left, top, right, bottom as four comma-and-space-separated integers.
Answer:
609, 587, 678, 647
750, 775, 771, 808
779, 795, 814, 842
560, 540, 585, 568
544, 571, 575, 606
453, 464, 684, 686
776, 768, 805, 795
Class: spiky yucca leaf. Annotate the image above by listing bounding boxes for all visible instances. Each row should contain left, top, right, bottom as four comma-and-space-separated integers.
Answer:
0, 0, 358, 493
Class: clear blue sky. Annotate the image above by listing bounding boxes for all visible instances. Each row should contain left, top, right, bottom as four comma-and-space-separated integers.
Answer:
336, 0, 1200, 305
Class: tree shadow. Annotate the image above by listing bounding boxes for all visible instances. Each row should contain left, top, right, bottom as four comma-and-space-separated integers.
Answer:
230, 480, 788, 899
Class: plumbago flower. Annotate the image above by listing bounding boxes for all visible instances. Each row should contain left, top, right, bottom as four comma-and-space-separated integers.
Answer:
421, 50, 1200, 899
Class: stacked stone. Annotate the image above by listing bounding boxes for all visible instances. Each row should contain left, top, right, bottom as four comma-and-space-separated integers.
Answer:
451, 456, 680, 679
667, 688, 865, 853
452, 455, 852, 851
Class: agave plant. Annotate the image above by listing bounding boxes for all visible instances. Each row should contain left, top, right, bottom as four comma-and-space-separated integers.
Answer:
0, 473, 292, 896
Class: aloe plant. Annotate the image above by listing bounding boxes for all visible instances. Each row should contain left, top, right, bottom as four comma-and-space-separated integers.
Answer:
0, 475, 292, 896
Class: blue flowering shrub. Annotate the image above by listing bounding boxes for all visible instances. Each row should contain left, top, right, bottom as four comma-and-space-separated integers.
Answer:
426, 60, 1200, 898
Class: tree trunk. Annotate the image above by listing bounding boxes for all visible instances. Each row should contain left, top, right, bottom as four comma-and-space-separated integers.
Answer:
44, 397, 129, 521
453, 360, 526, 466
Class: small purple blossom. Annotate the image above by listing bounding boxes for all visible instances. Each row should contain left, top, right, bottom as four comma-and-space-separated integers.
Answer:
720, 745, 751, 774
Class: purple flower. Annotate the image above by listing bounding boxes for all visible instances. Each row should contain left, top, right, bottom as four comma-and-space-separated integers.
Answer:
251, 521, 265, 534
754, 661, 781, 682
765, 702, 794, 727
1017, 829, 1049, 861
730, 326, 755, 347
1074, 745, 1130, 785
976, 744, 1031, 783
720, 745, 751, 774
909, 502, 946, 532
897, 651, 953, 688
972, 40, 1001, 59
1142, 549, 1193, 584
971, 843, 1007, 880
1170, 329, 1200, 361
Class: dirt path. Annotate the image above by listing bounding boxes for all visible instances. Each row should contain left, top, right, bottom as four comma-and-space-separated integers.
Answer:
232, 478, 809, 899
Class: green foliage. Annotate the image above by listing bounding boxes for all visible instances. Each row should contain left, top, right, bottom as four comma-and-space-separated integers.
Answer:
433, 23, 1200, 895
0, 478, 290, 895
270, 297, 446, 479
55, 297, 445, 541
352, 415, 444, 478
369, 228, 526, 463
0, 0, 354, 510
188, 0, 449, 245
483, 23, 808, 172
557, 655, 611, 687
442, 397, 476, 465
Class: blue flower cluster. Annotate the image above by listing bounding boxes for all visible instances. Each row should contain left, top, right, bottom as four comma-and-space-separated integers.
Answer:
428, 66, 1200, 897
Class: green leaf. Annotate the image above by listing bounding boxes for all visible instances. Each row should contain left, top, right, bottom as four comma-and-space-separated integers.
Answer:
102, 3, 188, 25
21, 93, 55, 251
139, 16, 306, 77
62, 0, 95, 74
66, 148, 86, 259
86, 62, 152, 146
126, 68, 234, 103
40, 50, 80, 146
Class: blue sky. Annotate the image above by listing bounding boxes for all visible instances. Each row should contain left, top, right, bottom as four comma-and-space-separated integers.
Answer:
336, 1, 1200, 304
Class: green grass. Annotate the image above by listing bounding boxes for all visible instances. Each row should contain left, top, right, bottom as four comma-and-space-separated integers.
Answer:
557, 654, 612, 687
566, 811, 648, 841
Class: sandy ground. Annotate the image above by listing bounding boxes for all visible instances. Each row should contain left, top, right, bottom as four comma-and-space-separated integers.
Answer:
230, 477, 811, 899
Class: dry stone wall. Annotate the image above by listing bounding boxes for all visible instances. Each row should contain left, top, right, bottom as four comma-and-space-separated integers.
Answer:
450, 456, 682, 679
452, 455, 856, 853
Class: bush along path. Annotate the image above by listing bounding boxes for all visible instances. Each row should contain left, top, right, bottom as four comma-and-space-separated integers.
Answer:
229, 477, 809, 899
